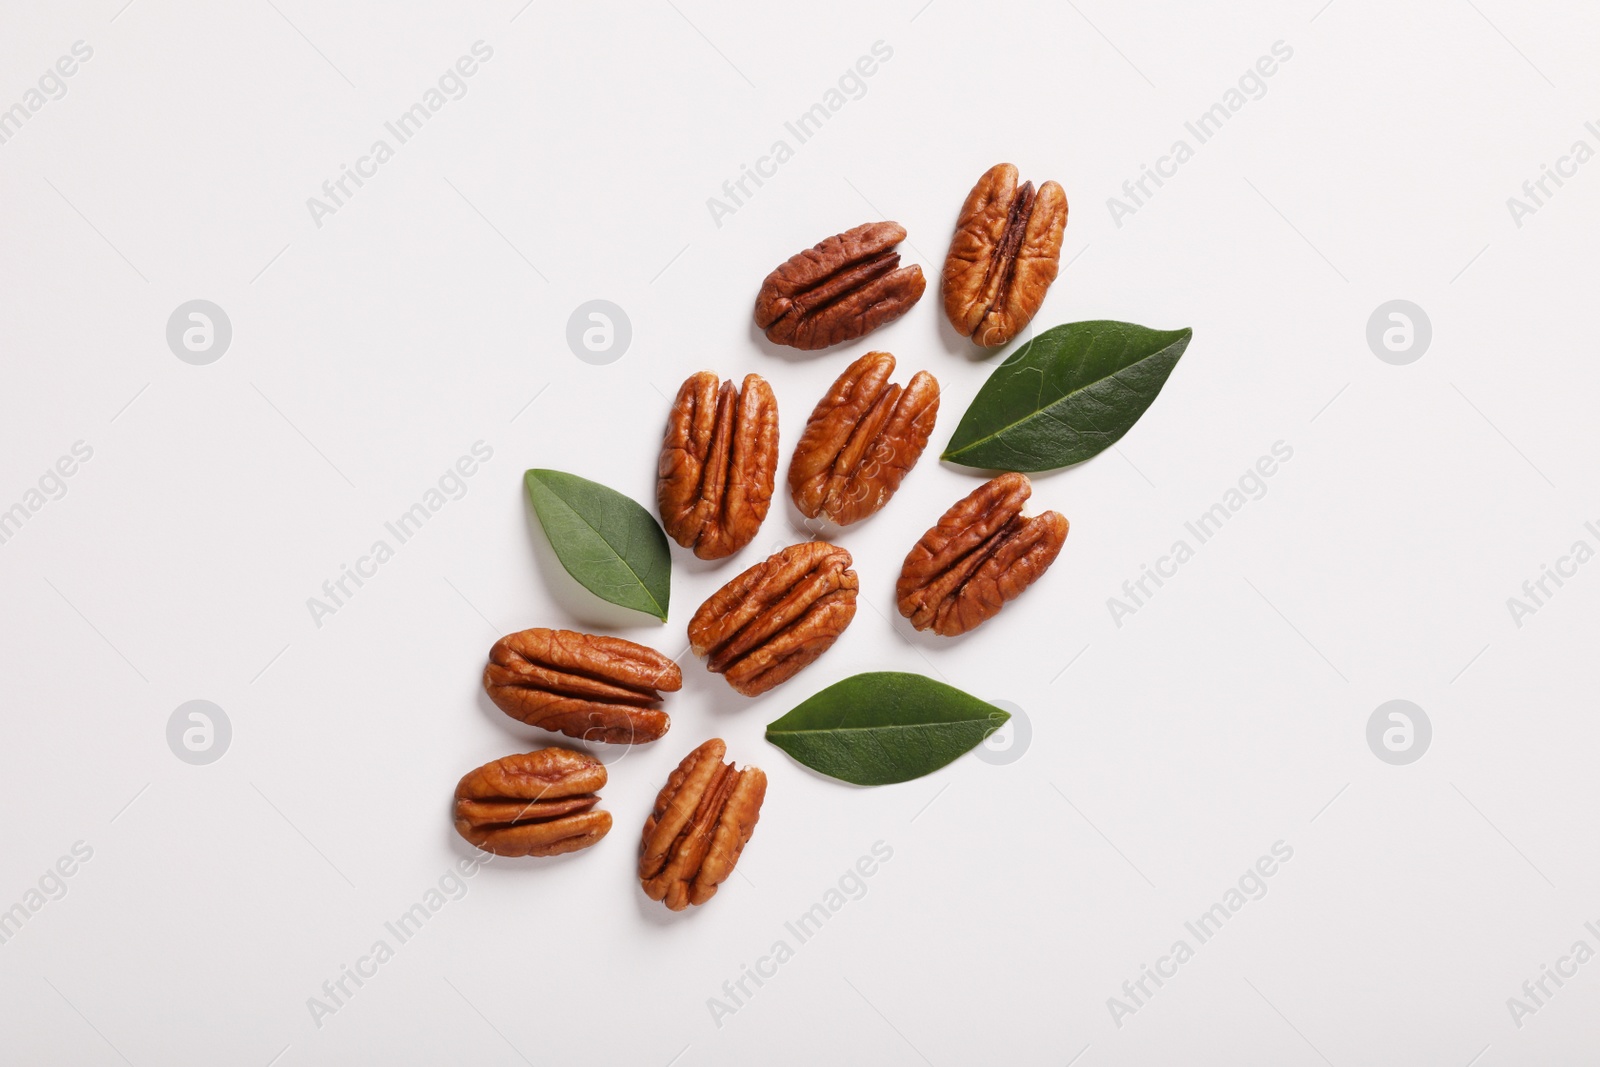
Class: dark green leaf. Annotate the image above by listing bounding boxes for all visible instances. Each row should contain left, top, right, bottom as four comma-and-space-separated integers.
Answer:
943, 320, 1192, 472
764, 672, 1008, 786
524, 469, 671, 621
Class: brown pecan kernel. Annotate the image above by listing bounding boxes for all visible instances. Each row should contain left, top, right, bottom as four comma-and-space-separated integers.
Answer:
483, 628, 681, 744
687, 541, 858, 696
657, 372, 778, 560
942, 164, 1068, 347
454, 748, 611, 857
754, 221, 926, 350
789, 351, 939, 526
896, 473, 1068, 637
639, 738, 766, 911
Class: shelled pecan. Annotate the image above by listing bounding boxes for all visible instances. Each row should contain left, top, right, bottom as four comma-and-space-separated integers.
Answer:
754, 221, 925, 350
896, 473, 1068, 636
657, 372, 778, 559
639, 738, 766, 910
454, 747, 611, 857
789, 351, 939, 525
483, 628, 680, 744
942, 163, 1067, 347
688, 541, 858, 696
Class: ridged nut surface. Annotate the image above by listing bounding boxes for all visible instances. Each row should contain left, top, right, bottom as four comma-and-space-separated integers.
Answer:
639, 738, 766, 911
687, 542, 857, 696
454, 747, 611, 857
789, 352, 939, 526
658, 372, 778, 560
897, 473, 1068, 636
483, 628, 681, 744
755, 221, 925, 350
942, 164, 1067, 347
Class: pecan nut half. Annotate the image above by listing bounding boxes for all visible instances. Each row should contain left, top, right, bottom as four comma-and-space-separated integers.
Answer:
454, 747, 611, 857
687, 541, 858, 696
789, 351, 939, 526
897, 473, 1068, 637
639, 738, 766, 910
942, 163, 1068, 347
483, 628, 681, 744
754, 221, 926, 350
657, 372, 779, 559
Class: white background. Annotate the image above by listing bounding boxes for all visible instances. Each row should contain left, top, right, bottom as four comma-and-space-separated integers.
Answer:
2, 0, 1598, 1063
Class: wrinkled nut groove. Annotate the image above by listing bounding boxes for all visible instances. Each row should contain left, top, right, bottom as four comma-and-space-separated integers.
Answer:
897, 473, 1068, 637
639, 738, 766, 910
754, 221, 926, 350
789, 352, 940, 526
688, 541, 858, 696
657, 372, 779, 560
483, 628, 680, 744
454, 747, 611, 857
942, 163, 1068, 347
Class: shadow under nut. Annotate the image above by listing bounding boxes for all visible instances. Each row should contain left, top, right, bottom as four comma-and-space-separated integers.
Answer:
483, 628, 680, 744
657, 371, 778, 560
687, 542, 858, 696
454, 747, 613, 857
789, 351, 939, 526
639, 738, 767, 911
897, 472, 1068, 636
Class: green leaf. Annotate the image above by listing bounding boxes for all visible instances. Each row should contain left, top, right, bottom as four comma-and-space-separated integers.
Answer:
942, 320, 1192, 472
764, 672, 1008, 786
524, 469, 671, 621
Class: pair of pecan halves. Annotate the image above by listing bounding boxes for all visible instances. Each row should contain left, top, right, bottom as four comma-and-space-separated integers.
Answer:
483, 628, 681, 744
897, 473, 1068, 637
688, 541, 858, 696
658, 372, 779, 559
789, 351, 939, 526
754, 221, 926, 350
942, 163, 1068, 347
454, 747, 612, 857
455, 736, 769, 899
639, 738, 766, 911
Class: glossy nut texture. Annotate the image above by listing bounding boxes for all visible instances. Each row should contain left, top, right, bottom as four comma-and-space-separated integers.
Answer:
658, 372, 779, 560
639, 738, 766, 910
454, 747, 611, 857
789, 352, 939, 526
942, 164, 1067, 347
483, 628, 681, 744
897, 473, 1068, 636
754, 221, 925, 350
687, 542, 857, 696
